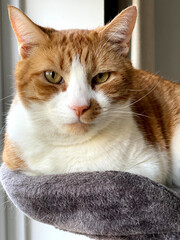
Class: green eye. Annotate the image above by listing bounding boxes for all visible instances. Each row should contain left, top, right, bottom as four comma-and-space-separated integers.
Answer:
92, 72, 110, 84
44, 71, 64, 84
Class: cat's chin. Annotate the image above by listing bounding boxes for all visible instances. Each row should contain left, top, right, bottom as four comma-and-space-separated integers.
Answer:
62, 122, 90, 135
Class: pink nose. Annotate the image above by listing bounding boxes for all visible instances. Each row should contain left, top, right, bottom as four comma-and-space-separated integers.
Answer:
71, 105, 89, 117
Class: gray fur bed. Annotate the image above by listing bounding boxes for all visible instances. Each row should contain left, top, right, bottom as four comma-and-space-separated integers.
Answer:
0, 163, 180, 240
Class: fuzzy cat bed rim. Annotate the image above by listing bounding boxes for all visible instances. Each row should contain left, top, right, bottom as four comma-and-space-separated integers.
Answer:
0, 163, 180, 240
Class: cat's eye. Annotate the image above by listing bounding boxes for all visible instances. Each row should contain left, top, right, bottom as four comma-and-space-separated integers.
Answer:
44, 71, 64, 84
92, 72, 110, 85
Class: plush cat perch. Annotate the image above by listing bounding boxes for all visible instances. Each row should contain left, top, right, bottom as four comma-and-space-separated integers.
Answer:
0, 163, 180, 240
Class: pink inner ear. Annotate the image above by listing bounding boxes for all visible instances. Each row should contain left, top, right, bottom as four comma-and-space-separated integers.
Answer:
9, 10, 24, 43
8, 6, 47, 59
10, 19, 21, 43
19, 43, 32, 58
102, 6, 137, 44
11, 18, 31, 44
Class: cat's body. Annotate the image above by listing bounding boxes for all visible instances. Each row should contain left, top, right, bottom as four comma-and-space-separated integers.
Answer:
3, 6, 180, 186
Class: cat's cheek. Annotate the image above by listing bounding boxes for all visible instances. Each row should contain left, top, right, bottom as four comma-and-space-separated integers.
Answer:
47, 93, 79, 124
80, 98, 101, 124
94, 90, 111, 109
49, 109, 79, 126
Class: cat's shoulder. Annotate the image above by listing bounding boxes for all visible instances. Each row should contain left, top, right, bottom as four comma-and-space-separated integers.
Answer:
132, 69, 180, 100
131, 69, 180, 149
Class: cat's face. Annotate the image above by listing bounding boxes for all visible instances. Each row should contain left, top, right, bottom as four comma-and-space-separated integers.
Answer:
9, 6, 137, 142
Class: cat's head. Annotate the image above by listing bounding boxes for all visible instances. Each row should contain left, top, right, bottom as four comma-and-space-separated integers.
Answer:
8, 6, 137, 143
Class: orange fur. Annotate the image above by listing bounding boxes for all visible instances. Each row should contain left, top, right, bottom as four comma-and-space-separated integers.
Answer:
2, 134, 26, 170
131, 70, 180, 150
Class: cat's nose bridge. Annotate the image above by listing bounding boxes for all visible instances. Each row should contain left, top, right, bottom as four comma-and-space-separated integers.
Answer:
67, 84, 91, 110
67, 55, 92, 112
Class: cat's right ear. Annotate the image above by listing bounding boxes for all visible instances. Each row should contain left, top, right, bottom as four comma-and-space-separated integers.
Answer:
8, 6, 47, 58
100, 6, 137, 56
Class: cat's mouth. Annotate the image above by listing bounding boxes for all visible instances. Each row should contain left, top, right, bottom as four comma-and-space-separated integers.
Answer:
62, 121, 90, 135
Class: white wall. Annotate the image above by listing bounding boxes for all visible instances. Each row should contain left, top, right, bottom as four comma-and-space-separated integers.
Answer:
25, 0, 104, 30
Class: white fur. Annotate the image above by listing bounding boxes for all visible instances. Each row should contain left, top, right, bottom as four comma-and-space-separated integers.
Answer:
67, 56, 91, 108
171, 124, 180, 186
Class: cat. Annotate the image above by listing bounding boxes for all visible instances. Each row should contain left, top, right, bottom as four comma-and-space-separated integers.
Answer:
2, 5, 180, 187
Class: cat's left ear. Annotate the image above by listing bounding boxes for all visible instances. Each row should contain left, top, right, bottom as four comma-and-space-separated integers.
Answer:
8, 6, 48, 58
100, 6, 137, 56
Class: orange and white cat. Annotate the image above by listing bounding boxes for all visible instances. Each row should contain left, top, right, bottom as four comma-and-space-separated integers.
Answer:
2, 6, 180, 186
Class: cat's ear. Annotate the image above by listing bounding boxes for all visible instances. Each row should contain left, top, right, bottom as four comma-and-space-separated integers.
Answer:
100, 6, 137, 56
8, 6, 47, 58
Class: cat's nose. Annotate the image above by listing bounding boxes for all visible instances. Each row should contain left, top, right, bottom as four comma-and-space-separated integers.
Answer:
71, 105, 89, 117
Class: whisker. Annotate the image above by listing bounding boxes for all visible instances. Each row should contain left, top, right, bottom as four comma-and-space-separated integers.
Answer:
120, 78, 161, 110
101, 104, 151, 119
0, 94, 14, 102
127, 159, 150, 171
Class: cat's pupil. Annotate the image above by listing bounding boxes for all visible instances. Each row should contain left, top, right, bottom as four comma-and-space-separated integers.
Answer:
51, 71, 55, 79
98, 73, 103, 79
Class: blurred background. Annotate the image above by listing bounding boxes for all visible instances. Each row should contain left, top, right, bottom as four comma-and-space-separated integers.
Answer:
0, 0, 180, 240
